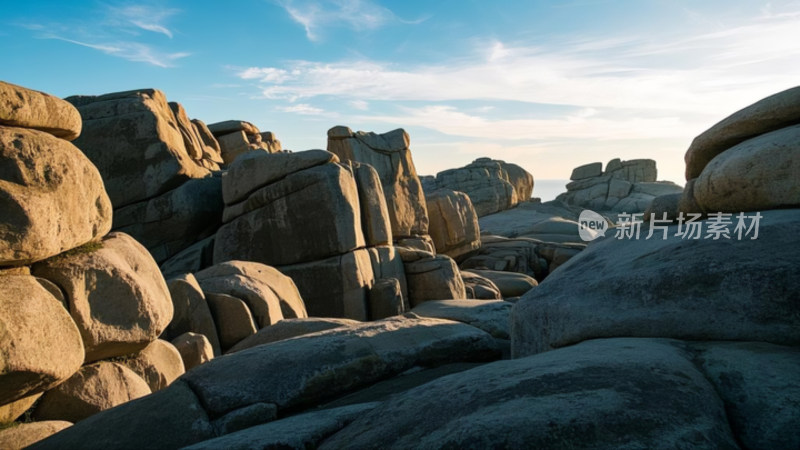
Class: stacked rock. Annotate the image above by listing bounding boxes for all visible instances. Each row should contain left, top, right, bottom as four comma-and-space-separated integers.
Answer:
683, 85, 800, 213
207, 120, 281, 165
212, 149, 411, 320
557, 158, 682, 212
65, 89, 224, 266
1, 82, 182, 446
432, 158, 534, 217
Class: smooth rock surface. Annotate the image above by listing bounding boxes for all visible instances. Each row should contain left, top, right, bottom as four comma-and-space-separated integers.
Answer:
227, 317, 359, 353
163, 273, 221, 356
425, 189, 481, 259
0, 81, 81, 140
412, 299, 512, 339
121, 339, 185, 392
171, 332, 215, 370
0, 421, 72, 450
512, 209, 800, 357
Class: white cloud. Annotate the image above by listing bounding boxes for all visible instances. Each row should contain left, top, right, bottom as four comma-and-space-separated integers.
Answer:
349, 99, 369, 110
275, 0, 408, 41
238, 9, 800, 119
280, 103, 326, 115
239, 67, 291, 83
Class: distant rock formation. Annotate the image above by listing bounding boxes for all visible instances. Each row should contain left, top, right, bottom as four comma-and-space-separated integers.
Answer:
556, 158, 682, 213
206, 120, 281, 165
430, 158, 534, 217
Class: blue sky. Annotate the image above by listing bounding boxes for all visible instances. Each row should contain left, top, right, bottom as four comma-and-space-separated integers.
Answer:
3, 0, 800, 197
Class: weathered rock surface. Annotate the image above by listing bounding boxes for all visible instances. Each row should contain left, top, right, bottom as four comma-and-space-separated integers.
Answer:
278, 249, 374, 320
215, 163, 364, 265
685, 85, 800, 179
32, 232, 173, 362
693, 124, 800, 212
460, 270, 502, 299
184, 403, 378, 450
113, 175, 223, 263
191, 119, 223, 163
0, 81, 81, 140
0, 275, 84, 405
321, 338, 738, 449
0, 421, 72, 450
512, 209, 800, 357
168, 102, 204, 160
425, 189, 480, 259
467, 269, 538, 297
0, 393, 41, 424
195, 261, 307, 328
0, 126, 112, 265
690, 341, 800, 450
570, 161, 602, 180
412, 299, 511, 339
350, 161, 393, 246
159, 236, 215, 280
66, 89, 209, 207
328, 126, 428, 238
227, 317, 360, 353
171, 332, 214, 370
222, 149, 336, 205
477, 200, 589, 244
33, 362, 151, 423
401, 252, 466, 306
163, 273, 221, 356
121, 339, 185, 392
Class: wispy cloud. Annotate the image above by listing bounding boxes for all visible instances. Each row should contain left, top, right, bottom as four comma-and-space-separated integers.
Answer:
274, 0, 423, 41
105, 5, 180, 38
16, 3, 187, 67
237, 8, 800, 125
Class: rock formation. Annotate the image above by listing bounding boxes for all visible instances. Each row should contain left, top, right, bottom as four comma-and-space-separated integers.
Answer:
431, 157, 534, 217
557, 158, 682, 212
206, 120, 281, 165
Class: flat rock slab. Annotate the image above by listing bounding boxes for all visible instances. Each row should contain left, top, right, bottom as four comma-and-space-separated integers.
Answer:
181, 315, 501, 417
412, 300, 511, 339
227, 317, 360, 354
320, 338, 738, 449
511, 208, 800, 357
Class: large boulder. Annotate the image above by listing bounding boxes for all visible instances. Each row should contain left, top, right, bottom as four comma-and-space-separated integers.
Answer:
66, 89, 209, 207
167, 102, 204, 161
468, 269, 538, 297
350, 161, 393, 246
112, 175, 223, 263
195, 261, 307, 328
425, 189, 480, 259
0, 81, 81, 140
215, 163, 364, 266
163, 273, 222, 356
33, 362, 151, 423
121, 339, 185, 392
435, 158, 519, 217
159, 236, 215, 280
327, 126, 429, 238
32, 232, 173, 362
0, 126, 112, 266
171, 332, 215, 371
411, 299, 512, 339
400, 251, 466, 306
693, 124, 800, 212
685, 85, 800, 180
321, 338, 738, 449
205, 293, 258, 351
0, 275, 84, 406
511, 209, 800, 357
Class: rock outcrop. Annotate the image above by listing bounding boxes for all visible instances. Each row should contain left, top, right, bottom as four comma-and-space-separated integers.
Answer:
206, 120, 279, 164
0, 81, 81, 140
327, 126, 429, 239
432, 158, 534, 217
557, 158, 682, 213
